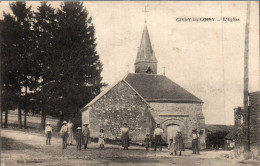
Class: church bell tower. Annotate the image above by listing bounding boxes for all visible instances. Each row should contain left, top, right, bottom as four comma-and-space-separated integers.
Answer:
134, 24, 158, 74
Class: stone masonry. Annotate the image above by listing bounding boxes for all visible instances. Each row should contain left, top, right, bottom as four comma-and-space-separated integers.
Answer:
149, 102, 205, 148
82, 80, 156, 143
249, 91, 260, 157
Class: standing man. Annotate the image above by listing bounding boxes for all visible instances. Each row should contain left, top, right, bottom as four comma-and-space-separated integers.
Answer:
82, 123, 90, 149
154, 124, 163, 151
67, 120, 74, 145
192, 129, 199, 154
60, 121, 69, 149
45, 122, 52, 145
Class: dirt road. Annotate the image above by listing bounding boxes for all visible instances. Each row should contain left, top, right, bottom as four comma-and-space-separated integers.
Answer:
1, 129, 254, 166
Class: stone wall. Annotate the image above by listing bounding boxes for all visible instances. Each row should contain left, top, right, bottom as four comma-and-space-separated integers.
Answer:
249, 92, 260, 157
82, 80, 156, 143
149, 102, 205, 148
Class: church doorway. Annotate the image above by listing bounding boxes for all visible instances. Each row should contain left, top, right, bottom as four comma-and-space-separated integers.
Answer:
166, 124, 180, 144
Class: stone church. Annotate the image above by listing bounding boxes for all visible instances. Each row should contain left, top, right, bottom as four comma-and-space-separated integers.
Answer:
81, 24, 206, 148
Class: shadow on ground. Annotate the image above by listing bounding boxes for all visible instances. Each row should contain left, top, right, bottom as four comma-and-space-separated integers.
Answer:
1, 137, 37, 151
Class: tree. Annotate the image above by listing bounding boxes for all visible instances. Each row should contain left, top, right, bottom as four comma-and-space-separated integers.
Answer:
1, 13, 20, 128
2, 2, 34, 128
54, 2, 105, 128
33, 2, 58, 129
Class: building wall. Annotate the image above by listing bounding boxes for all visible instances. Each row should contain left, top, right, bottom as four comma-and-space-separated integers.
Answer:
249, 92, 260, 157
149, 102, 206, 148
82, 81, 156, 143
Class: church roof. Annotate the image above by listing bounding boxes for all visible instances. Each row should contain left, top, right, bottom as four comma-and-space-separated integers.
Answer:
124, 73, 203, 103
135, 25, 157, 64
81, 79, 151, 111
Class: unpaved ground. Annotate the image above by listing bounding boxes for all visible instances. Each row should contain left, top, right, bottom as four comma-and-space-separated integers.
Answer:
1, 129, 257, 166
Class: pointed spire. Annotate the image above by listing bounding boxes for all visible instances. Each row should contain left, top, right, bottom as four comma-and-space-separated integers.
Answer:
135, 25, 157, 64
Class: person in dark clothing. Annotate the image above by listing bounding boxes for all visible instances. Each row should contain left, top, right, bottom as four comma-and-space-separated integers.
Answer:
120, 123, 129, 150
144, 134, 150, 151
175, 130, 184, 156
76, 127, 83, 150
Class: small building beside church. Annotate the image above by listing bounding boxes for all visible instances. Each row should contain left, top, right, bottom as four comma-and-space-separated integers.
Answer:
81, 23, 206, 148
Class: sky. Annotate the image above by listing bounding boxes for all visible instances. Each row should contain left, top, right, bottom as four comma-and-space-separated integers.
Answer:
0, 1, 259, 125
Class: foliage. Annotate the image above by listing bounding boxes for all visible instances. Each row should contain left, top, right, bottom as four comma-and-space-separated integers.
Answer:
1, 2, 105, 129
54, 2, 105, 127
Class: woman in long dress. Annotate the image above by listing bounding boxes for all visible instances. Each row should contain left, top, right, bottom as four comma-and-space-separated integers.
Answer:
174, 130, 184, 156
120, 123, 129, 150
67, 120, 74, 145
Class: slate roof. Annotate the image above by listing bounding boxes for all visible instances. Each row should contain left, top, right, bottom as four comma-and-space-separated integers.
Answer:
224, 129, 237, 140
124, 73, 202, 103
135, 25, 157, 64
205, 124, 233, 133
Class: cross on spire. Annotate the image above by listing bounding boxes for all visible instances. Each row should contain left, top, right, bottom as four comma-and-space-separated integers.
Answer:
143, 5, 149, 23
163, 66, 166, 75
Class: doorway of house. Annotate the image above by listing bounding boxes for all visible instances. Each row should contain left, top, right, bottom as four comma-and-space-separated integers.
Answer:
166, 124, 180, 144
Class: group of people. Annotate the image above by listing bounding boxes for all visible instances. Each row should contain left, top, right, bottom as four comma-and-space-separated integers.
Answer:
45, 121, 200, 154
143, 124, 185, 155
60, 121, 91, 150
143, 124, 200, 156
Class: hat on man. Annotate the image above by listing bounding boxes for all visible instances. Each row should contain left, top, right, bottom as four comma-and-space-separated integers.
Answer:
123, 122, 127, 125
77, 127, 82, 130
46, 122, 50, 125
62, 121, 67, 124
192, 129, 198, 133
177, 130, 181, 133
83, 123, 88, 126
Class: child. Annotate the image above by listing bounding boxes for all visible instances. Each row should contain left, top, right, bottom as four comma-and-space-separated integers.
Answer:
144, 134, 150, 151
168, 139, 175, 155
98, 129, 105, 149
45, 122, 52, 145
76, 127, 83, 150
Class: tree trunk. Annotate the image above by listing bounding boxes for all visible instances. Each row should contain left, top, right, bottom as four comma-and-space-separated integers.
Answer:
24, 109, 27, 129
24, 83, 28, 129
41, 110, 46, 130
1, 109, 3, 128
4, 109, 8, 128
32, 108, 35, 116
18, 105, 22, 128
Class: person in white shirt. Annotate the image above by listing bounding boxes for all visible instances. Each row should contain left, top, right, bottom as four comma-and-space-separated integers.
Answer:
45, 122, 52, 145
192, 129, 199, 154
98, 129, 105, 149
154, 124, 163, 151
60, 121, 69, 149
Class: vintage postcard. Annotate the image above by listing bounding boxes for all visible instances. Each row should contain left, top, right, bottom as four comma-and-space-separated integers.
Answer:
1, 1, 259, 166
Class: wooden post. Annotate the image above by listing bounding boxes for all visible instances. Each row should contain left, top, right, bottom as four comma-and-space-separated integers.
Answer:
243, 1, 251, 152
